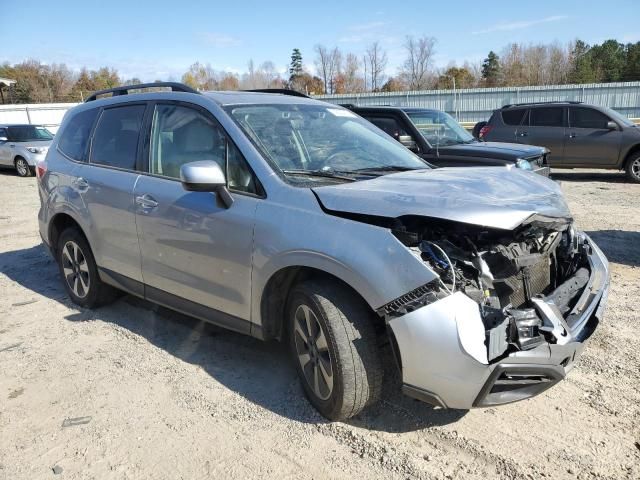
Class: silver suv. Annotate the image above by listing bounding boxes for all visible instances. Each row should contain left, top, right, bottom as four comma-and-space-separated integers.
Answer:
0, 124, 53, 177
38, 83, 610, 420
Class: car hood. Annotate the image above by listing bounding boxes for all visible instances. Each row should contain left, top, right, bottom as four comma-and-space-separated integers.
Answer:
437, 141, 547, 158
312, 167, 571, 231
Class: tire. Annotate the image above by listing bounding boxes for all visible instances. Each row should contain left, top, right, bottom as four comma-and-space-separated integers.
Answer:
625, 154, 640, 183
56, 227, 118, 308
287, 279, 383, 421
472, 121, 487, 140
14, 157, 32, 177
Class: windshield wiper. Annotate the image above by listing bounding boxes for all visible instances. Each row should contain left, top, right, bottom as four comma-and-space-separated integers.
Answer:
281, 169, 356, 181
352, 165, 427, 173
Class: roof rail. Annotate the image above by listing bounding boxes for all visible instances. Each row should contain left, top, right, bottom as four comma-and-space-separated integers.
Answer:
501, 100, 582, 109
243, 88, 310, 98
85, 82, 199, 102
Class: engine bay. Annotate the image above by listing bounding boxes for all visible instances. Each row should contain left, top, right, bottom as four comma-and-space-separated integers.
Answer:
388, 216, 592, 362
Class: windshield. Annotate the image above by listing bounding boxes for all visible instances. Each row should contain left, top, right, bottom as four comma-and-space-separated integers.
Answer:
7, 125, 54, 142
601, 107, 635, 127
406, 111, 473, 146
225, 104, 429, 180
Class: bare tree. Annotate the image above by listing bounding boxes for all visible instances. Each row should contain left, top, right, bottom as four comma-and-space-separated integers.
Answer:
342, 53, 364, 93
365, 41, 388, 91
314, 45, 342, 94
400, 35, 436, 90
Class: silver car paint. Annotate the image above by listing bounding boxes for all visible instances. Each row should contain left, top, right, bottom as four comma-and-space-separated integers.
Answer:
313, 166, 571, 231
0, 138, 50, 167
39, 90, 609, 410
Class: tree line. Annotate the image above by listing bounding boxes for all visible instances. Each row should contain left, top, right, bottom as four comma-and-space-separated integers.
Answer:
1, 37, 639, 103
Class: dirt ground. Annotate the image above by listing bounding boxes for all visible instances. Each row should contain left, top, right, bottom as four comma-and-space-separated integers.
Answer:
0, 168, 638, 480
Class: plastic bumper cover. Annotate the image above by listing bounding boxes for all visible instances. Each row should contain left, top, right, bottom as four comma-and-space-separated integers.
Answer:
388, 233, 610, 409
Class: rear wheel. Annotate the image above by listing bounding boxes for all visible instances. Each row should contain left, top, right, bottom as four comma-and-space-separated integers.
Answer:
14, 157, 32, 177
287, 280, 382, 421
625, 154, 640, 183
56, 228, 118, 308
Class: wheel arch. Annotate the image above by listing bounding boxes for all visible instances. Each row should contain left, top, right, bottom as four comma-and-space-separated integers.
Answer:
257, 264, 382, 342
622, 143, 640, 169
48, 212, 89, 253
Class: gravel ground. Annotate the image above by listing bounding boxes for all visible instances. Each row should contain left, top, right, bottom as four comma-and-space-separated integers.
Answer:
0, 168, 638, 479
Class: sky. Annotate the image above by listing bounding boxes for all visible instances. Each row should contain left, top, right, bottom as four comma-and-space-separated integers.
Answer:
2, 0, 639, 81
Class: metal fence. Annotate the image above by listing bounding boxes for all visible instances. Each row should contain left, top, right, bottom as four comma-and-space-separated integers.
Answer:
314, 81, 640, 123
0, 103, 77, 133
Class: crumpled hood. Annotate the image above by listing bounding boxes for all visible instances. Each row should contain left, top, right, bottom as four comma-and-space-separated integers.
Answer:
313, 167, 571, 230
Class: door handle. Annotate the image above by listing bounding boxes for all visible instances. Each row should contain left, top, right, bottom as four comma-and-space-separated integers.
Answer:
136, 194, 159, 209
518, 132, 528, 137
73, 177, 89, 191
568, 133, 577, 139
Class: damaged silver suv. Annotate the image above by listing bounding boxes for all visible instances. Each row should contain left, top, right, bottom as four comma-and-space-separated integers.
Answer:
38, 83, 610, 420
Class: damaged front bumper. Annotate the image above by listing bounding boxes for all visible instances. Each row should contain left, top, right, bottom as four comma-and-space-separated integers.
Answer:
388, 234, 610, 410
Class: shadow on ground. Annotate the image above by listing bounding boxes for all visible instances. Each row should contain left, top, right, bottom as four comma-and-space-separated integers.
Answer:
551, 170, 628, 183
0, 243, 466, 432
586, 230, 640, 267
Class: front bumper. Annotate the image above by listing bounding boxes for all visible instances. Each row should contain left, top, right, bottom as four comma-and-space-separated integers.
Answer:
388, 233, 609, 409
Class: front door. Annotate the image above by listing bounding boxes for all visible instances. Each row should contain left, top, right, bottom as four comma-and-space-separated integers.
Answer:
516, 107, 566, 166
134, 102, 260, 329
564, 107, 623, 167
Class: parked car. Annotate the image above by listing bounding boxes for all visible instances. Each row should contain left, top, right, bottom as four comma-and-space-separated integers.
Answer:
343, 105, 550, 175
0, 124, 54, 177
38, 83, 609, 420
476, 101, 640, 182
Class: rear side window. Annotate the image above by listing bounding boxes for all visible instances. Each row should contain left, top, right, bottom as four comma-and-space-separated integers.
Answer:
530, 107, 564, 127
58, 109, 99, 161
501, 108, 527, 126
90, 105, 145, 170
570, 107, 611, 129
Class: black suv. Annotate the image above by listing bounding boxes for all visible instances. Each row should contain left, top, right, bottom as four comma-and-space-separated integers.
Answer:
344, 105, 549, 175
477, 101, 640, 182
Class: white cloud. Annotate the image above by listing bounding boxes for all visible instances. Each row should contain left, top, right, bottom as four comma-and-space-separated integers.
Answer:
472, 15, 568, 35
197, 32, 242, 47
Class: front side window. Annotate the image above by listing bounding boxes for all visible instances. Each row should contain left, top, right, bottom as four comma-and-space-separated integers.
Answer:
90, 105, 145, 170
530, 107, 564, 127
58, 109, 99, 161
570, 107, 611, 129
406, 110, 473, 146
225, 104, 428, 180
150, 104, 257, 194
366, 116, 409, 140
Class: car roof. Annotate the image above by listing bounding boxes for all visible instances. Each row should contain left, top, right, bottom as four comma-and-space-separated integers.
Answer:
203, 90, 324, 106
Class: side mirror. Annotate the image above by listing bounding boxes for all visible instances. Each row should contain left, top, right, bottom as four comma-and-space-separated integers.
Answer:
398, 135, 419, 152
0, 136, 7, 142
180, 160, 233, 209
606, 121, 618, 130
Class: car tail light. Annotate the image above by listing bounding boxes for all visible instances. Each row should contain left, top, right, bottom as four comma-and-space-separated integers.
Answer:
36, 159, 47, 179
479, 125, 492, 138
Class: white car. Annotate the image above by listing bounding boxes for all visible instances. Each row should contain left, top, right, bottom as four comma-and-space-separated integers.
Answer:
0, 124, 53, 177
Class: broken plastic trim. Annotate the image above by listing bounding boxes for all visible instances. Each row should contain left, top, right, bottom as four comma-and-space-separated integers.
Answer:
377, 280, 441, 317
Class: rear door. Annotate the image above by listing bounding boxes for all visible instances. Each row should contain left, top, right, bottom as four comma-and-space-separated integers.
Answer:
565, 106, 623, 167
494, 108, 527, 142
516, 107, 566, 165
75, 103, 147, 286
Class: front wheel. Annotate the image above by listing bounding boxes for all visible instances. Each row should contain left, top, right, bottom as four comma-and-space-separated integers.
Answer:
288, 280, 382, 421
15, 157, 32, 177
626, 154, 640, 183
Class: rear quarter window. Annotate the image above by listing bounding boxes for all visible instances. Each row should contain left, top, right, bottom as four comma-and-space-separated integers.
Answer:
501, 108, 527, 126
58, 108, 99, 161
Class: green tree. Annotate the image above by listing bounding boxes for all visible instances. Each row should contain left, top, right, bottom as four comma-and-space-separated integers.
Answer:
437, 66, 475, 89
623, 42, 640, 81
590, 39, 625, 82
289, 48, 303, 77
481, 51, 501, 87
569, 40, 595, 83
